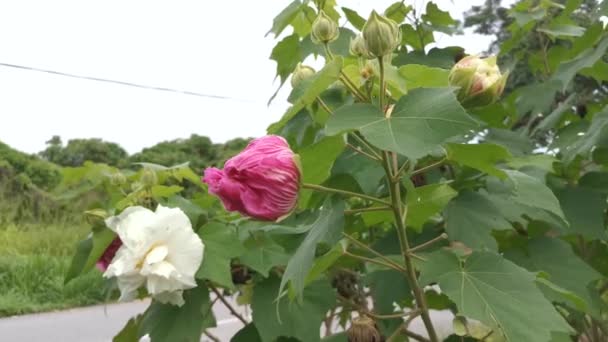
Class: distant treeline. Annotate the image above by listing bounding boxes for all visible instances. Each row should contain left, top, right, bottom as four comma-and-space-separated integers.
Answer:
0, 135, 250, 223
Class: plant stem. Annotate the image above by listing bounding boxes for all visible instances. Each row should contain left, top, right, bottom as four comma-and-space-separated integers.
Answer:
322, 43, 368, 101
344, 251, 404, 273
316, 96, 333, 114
350, 132, 383, 160
385, 164, 439, 341
344, 206, 391, 215
209, 285, 248, 325
204, 331, 221, 342
409, 233, 448, 253
346, 143, 380, 162
411, 158, 446, 176
342, 232, 408, 273
302, 183, 391, 206
378, 57, 386, 113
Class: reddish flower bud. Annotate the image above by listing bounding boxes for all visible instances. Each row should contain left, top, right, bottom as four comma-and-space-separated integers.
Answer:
96, 237, 122, 272
449, 55, 508, 108
202, 135, 301, 221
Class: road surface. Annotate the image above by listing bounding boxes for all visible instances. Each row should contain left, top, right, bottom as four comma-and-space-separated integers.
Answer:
0, 299, 453, 341
0, 297, 246, 342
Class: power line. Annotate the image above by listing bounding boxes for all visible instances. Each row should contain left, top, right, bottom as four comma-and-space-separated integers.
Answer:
0, 62, 253, 102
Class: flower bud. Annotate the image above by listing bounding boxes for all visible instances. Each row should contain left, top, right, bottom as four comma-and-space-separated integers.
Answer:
347, 316, 382, 342
140, 168, 158, 187
360, 61, 376, 80
449, 55, 509, 107
291, 63, 316, 88
362, 11, 401, 58
203, 135, 301, 221
311, 10, 339, 44
96, 237, 122, 272
349, 35, 371, 59
84, 208, 109, 227
110, 172, 127, 186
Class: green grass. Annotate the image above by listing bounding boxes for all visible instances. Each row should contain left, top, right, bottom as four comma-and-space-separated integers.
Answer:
0, 223, 109, 317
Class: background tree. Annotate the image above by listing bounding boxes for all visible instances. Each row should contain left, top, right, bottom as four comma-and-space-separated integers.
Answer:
40, 137, 129, 168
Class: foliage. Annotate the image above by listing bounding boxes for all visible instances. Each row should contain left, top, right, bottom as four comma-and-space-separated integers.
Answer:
0, 223, 106, 317
40, 136, 129, 168
65, 1, 608, 342
0, 140, 61, 190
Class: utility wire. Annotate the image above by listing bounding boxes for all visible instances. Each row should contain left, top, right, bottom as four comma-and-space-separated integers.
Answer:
0, 62, 253, 102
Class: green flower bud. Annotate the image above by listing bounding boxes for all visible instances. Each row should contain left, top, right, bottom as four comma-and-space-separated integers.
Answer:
311, 10, 339, 44
140, 168, 158, 187
110, 172, 127, 186
84, 208, 108, 227
349, 35, 371, 59
449, 55, 509, 108
290, 63, 316, 88
362, 11, 401, 58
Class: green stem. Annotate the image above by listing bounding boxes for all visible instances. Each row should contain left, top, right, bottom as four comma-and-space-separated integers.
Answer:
342, 232, 407, 273
302, 183, 391, 206
385, 157, 438, 342
344, 251, 404, 273
410, 233, 448, 253
347, 143, 380, 162
378, 57, 386, 113
344, 206, 391, 215
411, 158, 446, 176
350, 133, 382, 160
322, 43, 367, 101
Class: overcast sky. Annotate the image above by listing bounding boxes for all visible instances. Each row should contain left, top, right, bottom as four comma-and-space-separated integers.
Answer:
0, 0, 513, 154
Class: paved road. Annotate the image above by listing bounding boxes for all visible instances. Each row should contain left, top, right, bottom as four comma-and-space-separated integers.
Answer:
0, 300, 453, 342
0, 297, 246, 342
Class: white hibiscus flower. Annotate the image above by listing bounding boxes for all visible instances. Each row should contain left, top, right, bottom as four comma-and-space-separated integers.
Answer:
103, 205, 204, 306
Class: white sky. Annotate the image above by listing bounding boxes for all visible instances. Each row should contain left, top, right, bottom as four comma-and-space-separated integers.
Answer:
0, 0, 512, 154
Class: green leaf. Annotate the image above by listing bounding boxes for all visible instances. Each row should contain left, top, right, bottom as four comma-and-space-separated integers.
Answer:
407, 183, 457, 230
267, 0, 306, 38
401, 24, 434, 50
280, 197, 344, 299
552, 37, 608, 91
64, 236, 93, 284
538, 24, 585, 38
232, 323, 262, 342
341, 7, 365, 30
384, 2, 412, 23
506, 154, 556, 172
561, 106, 608, 163
113, 315, 142, 342
139, 285, 216, 342
398, 64, 449, 89
151, 185, 183, 199
511, 7, 546, 26
422, 2, 457, 31
445, 191, 512, 251
365, 269, 411, 335
331, 149, 385, 195
269, 57, 343, 133
240, 235, 290, 277
515, 81, 561, 117
252, 277, 335, 342
484, 128, 534, 157
506, 237, 603, 313
197, 222, 245, 288
419, 250, 572, 342
299, 135, 346, 206
557, 187, 607, 240
305, 242, 344, 285
326, 88, 478, 160
270, 34, 303, 86
446, 143, 512, 179
82, 227, 116, 272
504, 170, 566, 220
532, 93, 576, 134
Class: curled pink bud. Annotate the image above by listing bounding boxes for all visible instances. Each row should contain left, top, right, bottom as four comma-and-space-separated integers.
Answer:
96, 237, 122, 272
202, 135, 301, 221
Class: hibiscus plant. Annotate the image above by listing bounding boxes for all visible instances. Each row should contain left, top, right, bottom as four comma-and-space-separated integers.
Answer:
67, 1, 608, 341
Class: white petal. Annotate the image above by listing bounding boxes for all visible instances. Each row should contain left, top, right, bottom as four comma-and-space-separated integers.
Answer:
165, 226, 204, 278
115, 273, 145, 302
144, 245, 169, 265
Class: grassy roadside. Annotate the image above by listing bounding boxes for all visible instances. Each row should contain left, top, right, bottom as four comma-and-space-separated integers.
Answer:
0, 223, 107, 317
